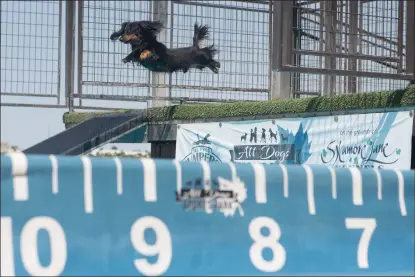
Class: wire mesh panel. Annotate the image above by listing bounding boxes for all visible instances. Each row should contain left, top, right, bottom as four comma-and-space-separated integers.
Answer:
80, 1, 157, 102
78, 0, 270, 104
287, 0, 413, 96
0, 1, 61, 99
170, 0, 270, 101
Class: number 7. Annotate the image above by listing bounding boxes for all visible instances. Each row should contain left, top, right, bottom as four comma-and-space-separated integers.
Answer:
345, 217, 377, 269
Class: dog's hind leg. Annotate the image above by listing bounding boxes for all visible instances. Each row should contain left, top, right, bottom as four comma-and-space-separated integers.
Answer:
207, 64, 219, 74
211, 60, 220, 68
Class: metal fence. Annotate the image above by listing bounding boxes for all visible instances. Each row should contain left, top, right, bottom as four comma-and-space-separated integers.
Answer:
0, 1, 61, 100
1, 0, 414, 110
273, 0, 414, 97
77, 0, 270, 105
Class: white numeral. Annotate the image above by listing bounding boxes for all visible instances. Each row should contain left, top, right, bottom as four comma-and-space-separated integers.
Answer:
1, 217, 15, 276
1, 216, 67, 276
131, 216, 172, 276
249, 217, 286, 272
345, 217, 377, 269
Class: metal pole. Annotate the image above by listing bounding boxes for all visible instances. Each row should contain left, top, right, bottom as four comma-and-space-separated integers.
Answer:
292, 1, 301, 97
406, 0, 415, 81
323, 0, 337, 96
77, 0, 84, 107
270, 0, 293, 99
348, 0, 358, 93
268, 0, 273, 100
57, 0, 63, 104
64, 1, 75, 111
151, 1, 169, 107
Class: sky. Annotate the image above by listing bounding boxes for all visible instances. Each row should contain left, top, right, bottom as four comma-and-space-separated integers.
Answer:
0, 0, 410, 150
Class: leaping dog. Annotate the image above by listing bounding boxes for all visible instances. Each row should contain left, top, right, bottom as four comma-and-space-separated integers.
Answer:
110, 20, 220, 74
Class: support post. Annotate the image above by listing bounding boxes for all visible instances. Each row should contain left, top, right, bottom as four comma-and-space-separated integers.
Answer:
150, 1, 169, 107
406, 0, 415, 83
77, 1, 84, 107
270, 0, 293, 99
323, 0, 337, 96
347, 0, 358, 93
292, 1, 301, 96
64, 1, 75, 111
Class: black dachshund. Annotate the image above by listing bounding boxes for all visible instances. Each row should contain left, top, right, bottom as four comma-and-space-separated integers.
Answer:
110, 20, 220, 74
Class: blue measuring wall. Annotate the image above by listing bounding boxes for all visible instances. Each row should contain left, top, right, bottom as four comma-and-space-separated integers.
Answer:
1, 154, 414, 276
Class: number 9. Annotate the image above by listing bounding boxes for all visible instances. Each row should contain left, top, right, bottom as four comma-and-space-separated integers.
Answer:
130, 216, 172, 276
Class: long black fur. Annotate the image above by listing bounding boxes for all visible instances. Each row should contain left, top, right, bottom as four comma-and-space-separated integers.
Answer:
110, 21, 220, 73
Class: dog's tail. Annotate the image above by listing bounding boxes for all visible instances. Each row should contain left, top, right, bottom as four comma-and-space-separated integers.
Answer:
193, 23, 210, 48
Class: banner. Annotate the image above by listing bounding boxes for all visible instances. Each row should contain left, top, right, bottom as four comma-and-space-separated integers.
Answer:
176, 111, 414, 169
1, 154, 414, 276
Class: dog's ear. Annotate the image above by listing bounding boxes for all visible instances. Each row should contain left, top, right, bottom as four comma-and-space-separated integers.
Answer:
139, 20, 165, 35
110, 22, 129, 41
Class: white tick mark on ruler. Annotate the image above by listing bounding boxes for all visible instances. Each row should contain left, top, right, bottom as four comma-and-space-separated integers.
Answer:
8, 153, 29, 201
81, 156, 93, 213
49, 155, 58, 194
252, 163, 266, 203
302, 165, 316, 215
279, 164, 289, 198
200, 161, 211, 189
328, 167, 337, 199
373, 169, 382, 200
393, 169, 407, 216
200, 161, 213, 214
173, 160, 182, 192
114, 157, 123, 195
141, 159, 157, 202
349, 168, 363, 206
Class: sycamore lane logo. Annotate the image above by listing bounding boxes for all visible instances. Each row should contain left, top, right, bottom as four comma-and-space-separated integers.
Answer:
321, 138, 401, 168
182, 134, 221, 162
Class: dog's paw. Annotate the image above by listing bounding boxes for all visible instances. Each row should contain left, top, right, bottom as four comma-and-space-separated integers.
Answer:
140, 50, 153, 60
212, 61, 221, 68
212, 67, 219, 74
122, 58, 130, 64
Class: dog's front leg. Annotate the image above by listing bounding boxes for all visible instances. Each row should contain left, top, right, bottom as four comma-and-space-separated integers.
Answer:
122, 52, 137, 64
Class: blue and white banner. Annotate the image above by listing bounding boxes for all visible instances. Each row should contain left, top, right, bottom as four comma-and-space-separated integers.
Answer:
1, 154, 414, 276
176, 111, 414, 169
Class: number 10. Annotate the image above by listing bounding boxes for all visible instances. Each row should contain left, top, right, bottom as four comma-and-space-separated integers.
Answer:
1, 217, 67, 276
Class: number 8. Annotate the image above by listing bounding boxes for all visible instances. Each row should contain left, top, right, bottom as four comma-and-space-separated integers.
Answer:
249, 217, 286, 272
